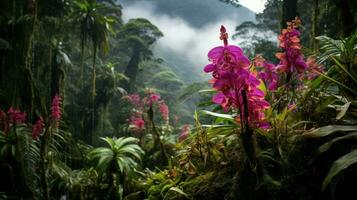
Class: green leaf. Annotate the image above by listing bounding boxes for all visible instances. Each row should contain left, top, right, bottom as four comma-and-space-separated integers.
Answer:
322, 149, 357, 190
310, 132, 357, 164
116, 158, 125, 175
118, 184, 123, 200
90, 137, 143, 175
290, 121, 315, 129
201, 124, 237, 128
331, 57, 357, 84
200, 110, 234, 121
178, 82, 208, 102
303, 125, 357, 138
315, 70, 357, 95
336, 102, 351, 120
114, 137, 139, 149
164, 187, 189, 200
0, 38, 11, 50
198, 89, 216, 93
197, 100, 214, 107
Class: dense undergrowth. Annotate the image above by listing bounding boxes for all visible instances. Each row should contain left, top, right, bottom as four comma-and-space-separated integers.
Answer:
0, 0, 357, 199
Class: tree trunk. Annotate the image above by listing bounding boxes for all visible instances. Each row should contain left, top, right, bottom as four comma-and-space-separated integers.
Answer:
89, 46, 98, 145
147, 105, 168, 165
122, 48, 141, 93
228, 90, 264, 199
50, 48, 63, 97
281, 0, 298, 28
310, 0, 319, 52
337, 0, 355, 36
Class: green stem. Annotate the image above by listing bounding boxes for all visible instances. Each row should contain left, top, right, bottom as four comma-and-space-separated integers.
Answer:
241, 90, 264, 177
40, 126, 50, 200
148, 106, 168, 164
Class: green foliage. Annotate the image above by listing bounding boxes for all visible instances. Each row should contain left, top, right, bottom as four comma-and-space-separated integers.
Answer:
301, 31, 357, 197
322, 149, 357, 191
89, 137, 144, 199
304, 125, 357, 191
72, 0, 121, 54
316, 32, 357, 99
120, 18, 163, 48
149, 71, 185, 91
303, 125, 357, 138
144, 170, 183, 200
89, 137, 144, 175
52, 162, 99, 199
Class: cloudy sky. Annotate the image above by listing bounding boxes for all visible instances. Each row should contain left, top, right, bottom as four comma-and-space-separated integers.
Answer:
240, 0, 267, 13
121, 0, 268, 81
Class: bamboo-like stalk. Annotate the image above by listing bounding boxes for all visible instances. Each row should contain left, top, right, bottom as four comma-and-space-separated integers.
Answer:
147, 105, 168, 164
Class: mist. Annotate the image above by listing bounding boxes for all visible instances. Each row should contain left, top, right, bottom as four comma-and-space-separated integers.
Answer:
122, 0, 256, 81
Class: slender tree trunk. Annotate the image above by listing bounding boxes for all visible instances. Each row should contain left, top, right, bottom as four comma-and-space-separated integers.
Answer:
281, 0, 298, 28
147, 105, 168, 165
337, 0, 355, 36
122, 48, 141, 93
310, 0, 319, 52
240, 90, 263, 176
50, 48, 60, 97
23, 0, 39, 119
89, 45, 98, 145
228, 90, 264, 199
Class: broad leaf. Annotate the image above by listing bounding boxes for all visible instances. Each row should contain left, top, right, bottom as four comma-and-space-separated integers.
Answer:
322, 149, 357, 190
303, 125, 357, 138
310, 132, 357, 164
164, 187, 189, 200
200, 110, 234, 121
335, 102, 351, 120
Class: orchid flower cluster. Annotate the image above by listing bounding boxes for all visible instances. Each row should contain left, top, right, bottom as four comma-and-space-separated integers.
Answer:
304, 56, 325, 80
123, 90, 170, 134
0, 94, 62, 139
127, 111, 145, 134
275, 17, 325, 83
253, 55, 278, 91
179, 124, 190, 141
203, 19, 325, 130
276, 17, 307, 77
51, 94, 62, 128
204, 26, 270, 129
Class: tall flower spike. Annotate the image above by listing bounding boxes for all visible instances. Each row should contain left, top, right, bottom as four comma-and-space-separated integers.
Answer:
158, 101, 169, 122
203, 26, 270, 129
7, 107, 26, 124
304, 56, 325, 80
51, 94, 62, 122
128, 116, 145, 135
145, 92, 161, 106
32, 117, 44, 139
123, 94, 142, 108
276, 17, 307, 74
179, 124, 190, 141
254, 55, 278, 91
220, 25, 228, 46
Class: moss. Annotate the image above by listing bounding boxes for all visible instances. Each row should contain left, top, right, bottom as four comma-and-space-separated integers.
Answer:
180, 172, 214, 194
178, 168, 235, 200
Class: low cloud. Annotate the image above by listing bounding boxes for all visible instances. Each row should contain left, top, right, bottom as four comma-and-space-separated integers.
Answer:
122, 1, 262, 80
